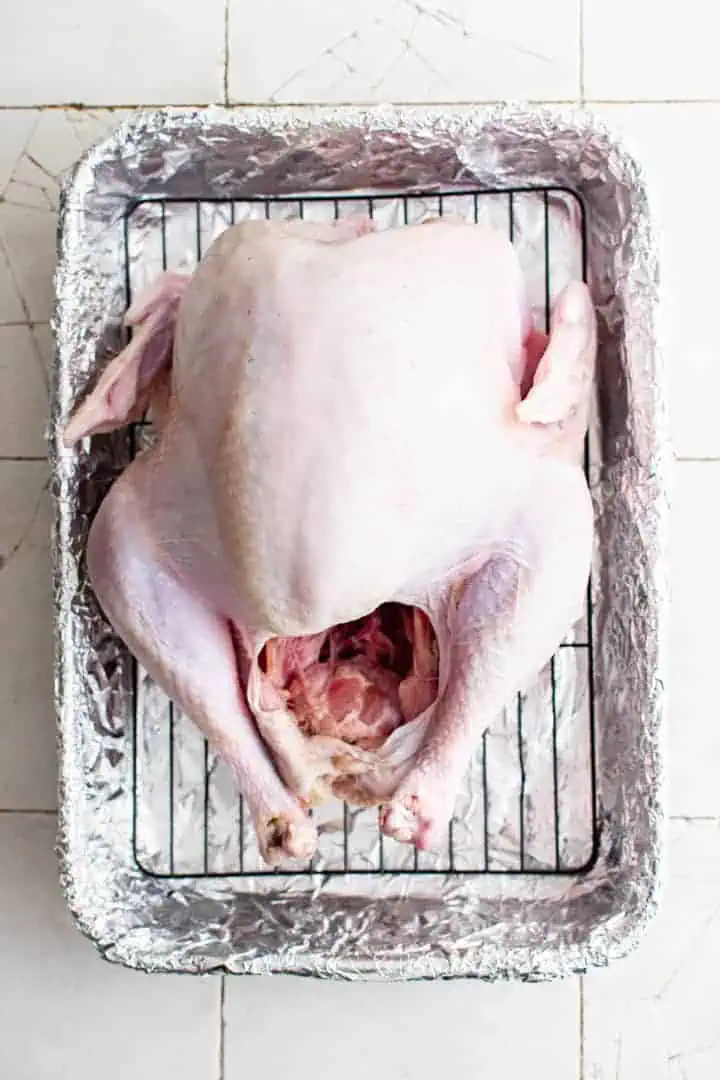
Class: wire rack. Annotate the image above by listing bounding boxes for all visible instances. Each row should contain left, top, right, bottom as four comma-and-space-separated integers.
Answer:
125, 186, 598, 879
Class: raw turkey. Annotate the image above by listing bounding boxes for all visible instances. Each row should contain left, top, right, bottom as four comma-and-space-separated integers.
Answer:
63, 214, 596, 865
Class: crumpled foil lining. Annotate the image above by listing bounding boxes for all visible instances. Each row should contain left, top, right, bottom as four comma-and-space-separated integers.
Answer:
51, 104, 668, 979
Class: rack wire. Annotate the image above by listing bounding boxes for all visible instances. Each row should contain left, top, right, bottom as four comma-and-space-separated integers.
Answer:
125, 185, 598, 879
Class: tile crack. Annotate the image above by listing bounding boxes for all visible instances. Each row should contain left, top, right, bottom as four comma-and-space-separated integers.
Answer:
0, 475, 49, 574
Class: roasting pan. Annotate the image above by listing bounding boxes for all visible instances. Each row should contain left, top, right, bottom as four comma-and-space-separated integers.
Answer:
51, 105, 667, 978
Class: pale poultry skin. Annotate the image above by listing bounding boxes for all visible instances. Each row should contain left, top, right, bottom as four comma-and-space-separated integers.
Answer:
64, 215, 596, 864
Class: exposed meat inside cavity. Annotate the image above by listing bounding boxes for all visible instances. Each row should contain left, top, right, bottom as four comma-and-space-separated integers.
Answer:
259, 605, 439, 750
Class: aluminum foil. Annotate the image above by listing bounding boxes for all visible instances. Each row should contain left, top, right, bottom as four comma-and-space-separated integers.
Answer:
51, 105, 668, 979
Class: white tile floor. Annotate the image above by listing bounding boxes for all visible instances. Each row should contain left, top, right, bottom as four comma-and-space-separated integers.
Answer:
0, 2, 713, 1077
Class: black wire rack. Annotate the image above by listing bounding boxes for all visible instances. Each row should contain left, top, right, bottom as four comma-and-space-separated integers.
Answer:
125, 186, 598, 880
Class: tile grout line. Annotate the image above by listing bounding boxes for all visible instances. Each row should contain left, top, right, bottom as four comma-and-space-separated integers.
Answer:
578, 0, 585, 104
218, 974, 226, 1080
4, 99, 720, 111
670, 815, 720, 822
675, 456, 720, 463
579, 975, 585, 1080
0, 321, 51, 328
223, 0, 230, 106
0, 456, 48, 463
